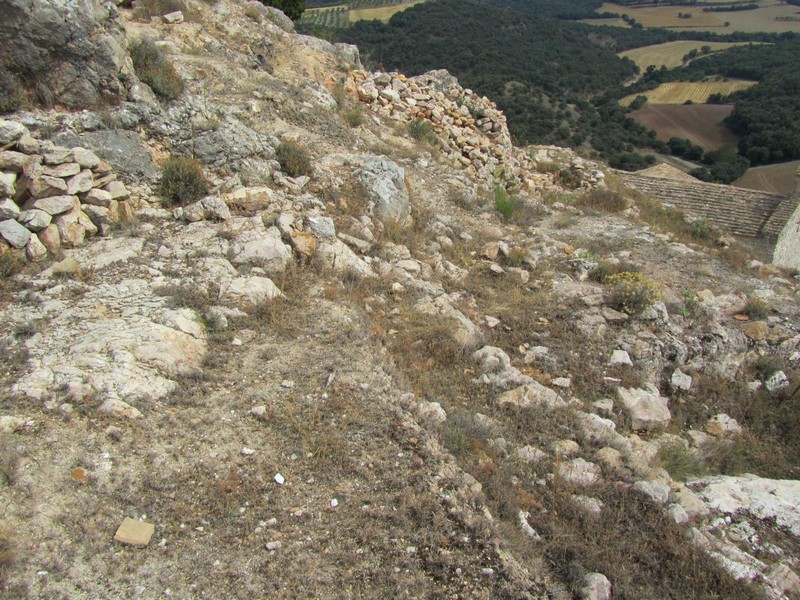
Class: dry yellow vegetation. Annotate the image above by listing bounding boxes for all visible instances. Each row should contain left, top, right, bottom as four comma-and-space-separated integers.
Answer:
349, 0, 427, 22
596, 0, 800, 33
620, 79, 756, 105
620, 41, 766, 71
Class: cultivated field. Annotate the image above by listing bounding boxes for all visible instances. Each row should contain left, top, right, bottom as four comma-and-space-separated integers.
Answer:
303, 5, 350, 27
620, 41, 767, 71
734, 159, 800, 195
621, 79, 755, 105
579, 17, 631, 27
628, 103, 738, 150
349, 0, 426, 21
302, 0, 426, 27
596, 0, 800, 33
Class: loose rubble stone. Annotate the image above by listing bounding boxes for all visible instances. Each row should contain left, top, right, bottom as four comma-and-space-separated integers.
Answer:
705, 413, 742, 437
29, 175, 68, 199
633, 480, 671, 504
581, 573, 612, 600
358, 155, 412, 227
516, 445, 547, 463
114, 518, 155, 546
472, 345, 532, 388
557, 458, 601, 487
497, 382, 564, 409
0, 198, 20, 219
766, 370, 789, 392
306, 215, 336, 242
289, 230, 317, 258
0, 121, 26, 146
224, 276, 282, 309
0, 219, 32, 248
609, 349, 632, 366
414, 401, 447, 425
0, 171, 16, 197
552, 439, 581, 457
26, 233, 48, 262
315, 239, 374, 278
27, 195, 78, 216
671, 368, 693, 391
231, 226, 292, 274
616, 385, 671, 431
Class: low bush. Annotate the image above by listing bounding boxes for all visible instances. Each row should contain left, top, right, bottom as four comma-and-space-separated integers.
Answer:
159, 156, 209, 206
690, 219, 712, 240
657, 441, 707, 481
407, 119, 434, 142
493, 185, 516, 218
588, 260, 641, 284
129, 38, 184, 100
503, 246, 528, 267
742, 296, 768, 320
605, 271, 661, 315
676, 290, 700, 318
341, 106, 364, 127
275, 141, 312, 177
578, 188, 628, 212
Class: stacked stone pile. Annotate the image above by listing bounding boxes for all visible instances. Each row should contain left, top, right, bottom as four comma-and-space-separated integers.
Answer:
0, 119, 133, 261
351, 69, 604, 192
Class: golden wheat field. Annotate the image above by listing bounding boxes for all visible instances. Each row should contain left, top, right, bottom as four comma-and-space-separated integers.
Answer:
621, 80, 756, 105
620, 41, 767, 71
596, 0, 800, 33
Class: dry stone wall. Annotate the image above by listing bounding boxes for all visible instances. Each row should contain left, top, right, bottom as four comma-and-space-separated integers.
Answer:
0, 119, 133, 261
619, 169, 793, 243
351, 69, 604, 193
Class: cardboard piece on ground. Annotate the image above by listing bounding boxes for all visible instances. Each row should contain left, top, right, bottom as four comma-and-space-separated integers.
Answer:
114, 517, 155, 546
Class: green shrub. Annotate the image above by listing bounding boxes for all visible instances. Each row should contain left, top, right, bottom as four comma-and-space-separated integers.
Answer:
275, 141, 312, 177
676, 290, 699, 318
493, 185, 516, 218
0, 68, 23, 114
689, 219, 713, 240
605, 271, 661, 315
407, 119, 433, 142
657, 441, 707, 481
160, 156, 209, 206
129, 38, 185, 100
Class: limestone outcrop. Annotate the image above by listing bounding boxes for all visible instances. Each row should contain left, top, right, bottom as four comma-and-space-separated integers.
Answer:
0, 0, 130, 107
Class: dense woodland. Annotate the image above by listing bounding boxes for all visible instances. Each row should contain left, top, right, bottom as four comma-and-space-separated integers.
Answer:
333, 0, 800, 175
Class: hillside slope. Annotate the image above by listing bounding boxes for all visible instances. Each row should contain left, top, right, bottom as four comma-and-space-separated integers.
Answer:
1, 1, 799, 599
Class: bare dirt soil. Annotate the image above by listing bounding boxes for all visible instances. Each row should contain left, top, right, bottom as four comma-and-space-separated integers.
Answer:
629, 103, 738, 150
734, 160, 800, 195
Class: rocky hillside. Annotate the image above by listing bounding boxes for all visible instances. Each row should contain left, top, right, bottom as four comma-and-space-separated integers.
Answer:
1, 1, 799, 599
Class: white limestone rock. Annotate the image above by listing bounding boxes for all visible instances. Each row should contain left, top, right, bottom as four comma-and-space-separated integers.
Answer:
616, 384, 671, 430
557, 458, 602, 487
